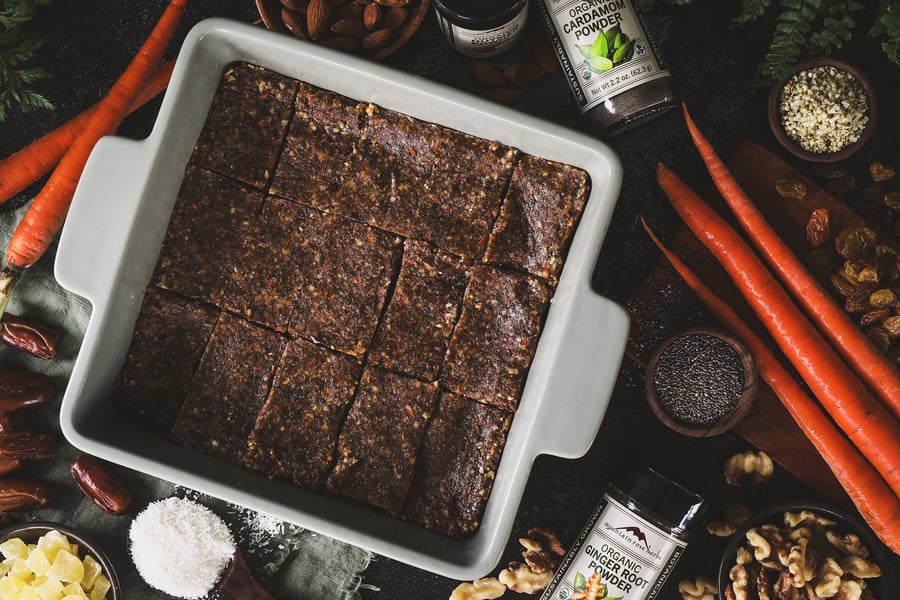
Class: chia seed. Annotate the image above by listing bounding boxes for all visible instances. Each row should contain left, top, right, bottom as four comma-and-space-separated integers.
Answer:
652, 333, 743, 426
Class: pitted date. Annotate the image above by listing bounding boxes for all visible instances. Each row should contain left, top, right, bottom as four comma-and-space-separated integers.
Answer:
0, 458, 23, 476
70, 453, 134, 515
0, 370, 55, 413
0, 430, 58, 460
0, 314, 60, 360
0, 478, 52, 511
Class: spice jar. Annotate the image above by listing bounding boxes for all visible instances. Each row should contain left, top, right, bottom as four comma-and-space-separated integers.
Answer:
541, 463, 706, 600
534, 0, 676, 136
433, 0, 529, 57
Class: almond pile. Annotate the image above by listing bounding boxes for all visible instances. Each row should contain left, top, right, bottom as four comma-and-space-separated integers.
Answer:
472, 36, 562, 106
277, 0, 416, 54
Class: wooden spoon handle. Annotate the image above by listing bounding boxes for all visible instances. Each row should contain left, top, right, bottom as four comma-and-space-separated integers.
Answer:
213, 548, 276, 600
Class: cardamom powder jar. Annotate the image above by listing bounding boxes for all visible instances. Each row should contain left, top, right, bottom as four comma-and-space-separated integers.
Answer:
535, 0, 676, 135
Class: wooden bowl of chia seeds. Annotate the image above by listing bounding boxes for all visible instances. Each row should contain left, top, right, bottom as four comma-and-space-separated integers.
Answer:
644, 327, 757, 437
768, 57, 878, 163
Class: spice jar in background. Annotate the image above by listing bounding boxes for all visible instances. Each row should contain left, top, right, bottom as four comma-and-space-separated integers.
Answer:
535, 0, 676, 136
433, 0, 529, 57
541, 463, 706, 600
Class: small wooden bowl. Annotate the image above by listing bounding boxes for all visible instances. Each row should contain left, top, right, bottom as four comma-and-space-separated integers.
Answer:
645, 327, 757, 438
768, 57, 878, 163
255, 0, 431, 62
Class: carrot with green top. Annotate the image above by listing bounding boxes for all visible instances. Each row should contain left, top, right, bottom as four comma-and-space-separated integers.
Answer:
640, 216, 900, 554
656, 162, 900, 498
0, 1, 188, 318
682, 103, 900, 420
0, 61, 175, 205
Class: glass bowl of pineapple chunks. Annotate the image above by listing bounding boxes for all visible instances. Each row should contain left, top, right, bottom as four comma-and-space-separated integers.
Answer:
0, 522, 119, 600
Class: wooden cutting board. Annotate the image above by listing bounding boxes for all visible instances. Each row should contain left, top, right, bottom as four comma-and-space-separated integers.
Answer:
626, 137, 871, 504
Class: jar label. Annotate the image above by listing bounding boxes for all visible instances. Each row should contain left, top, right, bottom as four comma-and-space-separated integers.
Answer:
536, 0, 669, 113
541, 494, 686, 600
435, 4, 528, 58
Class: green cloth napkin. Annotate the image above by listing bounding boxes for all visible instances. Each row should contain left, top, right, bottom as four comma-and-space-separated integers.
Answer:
0, 203, 372, 599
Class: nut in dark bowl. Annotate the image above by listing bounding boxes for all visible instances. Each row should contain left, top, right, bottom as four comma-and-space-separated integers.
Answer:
0, 521, 121, 599
718, 501, 889, 600
645, 327, 757, 438
256, 0, 431, 61
768, 57, 878, 163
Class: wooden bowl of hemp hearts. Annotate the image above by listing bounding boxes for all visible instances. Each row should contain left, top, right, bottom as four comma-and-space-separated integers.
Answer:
768, 57, 878, 163
645, 327, 758, 438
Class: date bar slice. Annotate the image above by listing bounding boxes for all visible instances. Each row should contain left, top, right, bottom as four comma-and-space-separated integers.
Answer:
442, 265, 551, 411
326, 366, 439, 515
191, 63, 298, 189
113, 287, 218, 431
401, 392, 512, 538
170, 312, 286, 461
484, 155, 590, 282
152, 166, 264, 305
369, 240, 469, 382
244, 338, 362, 489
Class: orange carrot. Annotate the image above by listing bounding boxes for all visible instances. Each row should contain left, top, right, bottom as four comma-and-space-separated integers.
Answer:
0, 0, 188, 317
682, 103, 900, 420
655, 162, 900, 498
0, 61, 175, 205
640, 216, 900, 554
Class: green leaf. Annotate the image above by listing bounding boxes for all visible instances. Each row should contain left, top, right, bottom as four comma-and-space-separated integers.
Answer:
573, 572, 587, 592
588, 55, 614, 72
591, 32, 609, 59
577, 44, 594, 60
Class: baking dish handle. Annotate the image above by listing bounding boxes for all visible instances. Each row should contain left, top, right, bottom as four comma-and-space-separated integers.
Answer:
55, 136, 153, 300
531, 292, 630, 460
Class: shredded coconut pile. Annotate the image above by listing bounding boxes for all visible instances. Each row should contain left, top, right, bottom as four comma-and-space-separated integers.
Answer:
129, 497, 237, 599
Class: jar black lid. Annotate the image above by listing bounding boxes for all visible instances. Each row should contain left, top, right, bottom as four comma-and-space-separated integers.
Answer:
611, 464, 707, 537
432, 0, 527, 29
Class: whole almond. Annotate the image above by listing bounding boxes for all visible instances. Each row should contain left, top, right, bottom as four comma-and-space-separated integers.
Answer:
373, 0, 409, 7
382, 6, 408, 30
320, 36, 363, 51
480, 87, 522, 105
332, 18, 369, 37
363, 3, 382, 30
306, 0, 332, 40
533, 42, 561, 76
282, 8, 309, 38
281, 0, 308, 12
362, 27, 392, 49
504, 63, 545, 86
473, 62, 508, 88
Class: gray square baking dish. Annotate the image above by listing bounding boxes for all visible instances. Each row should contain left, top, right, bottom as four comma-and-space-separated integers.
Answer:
54, 18, 629, 580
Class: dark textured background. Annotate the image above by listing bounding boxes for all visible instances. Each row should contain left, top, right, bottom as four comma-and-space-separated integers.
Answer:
1, 1, 898, 598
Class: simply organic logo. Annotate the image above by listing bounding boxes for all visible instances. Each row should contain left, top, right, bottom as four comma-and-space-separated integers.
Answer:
577, 24, 635, 74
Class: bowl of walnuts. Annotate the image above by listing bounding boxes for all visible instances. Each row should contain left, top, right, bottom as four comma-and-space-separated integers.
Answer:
717, 501, 889, 600
255, 0, 431, 61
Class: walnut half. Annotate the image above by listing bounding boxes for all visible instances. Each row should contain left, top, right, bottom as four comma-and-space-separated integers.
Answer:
724, 450, 774, 486
449, 578, 506, 600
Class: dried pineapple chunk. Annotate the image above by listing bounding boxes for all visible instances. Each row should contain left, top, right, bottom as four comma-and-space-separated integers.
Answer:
35, 533, 70, 565
47, 552, 83, 585
78, 557, 100, 592
61, 582, 88, 599
0, 539, 29, 561
24, 549, 51, 578
88, 575, 109, 600
0, 573, 27, 595
19, 586, 40, 600
33, 576, 65, 600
